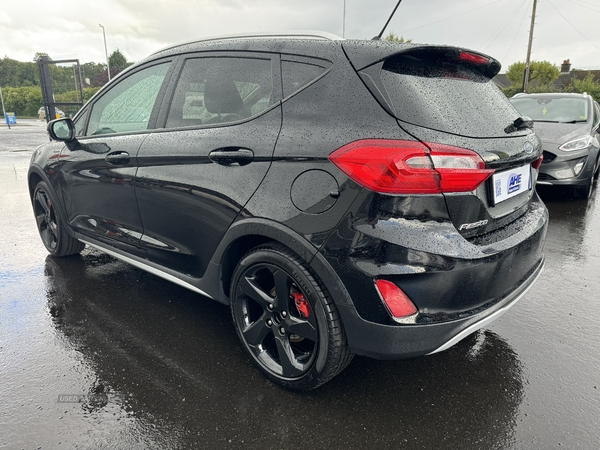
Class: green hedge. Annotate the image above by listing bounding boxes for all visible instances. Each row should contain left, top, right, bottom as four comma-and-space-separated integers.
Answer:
1, 86, 101, 117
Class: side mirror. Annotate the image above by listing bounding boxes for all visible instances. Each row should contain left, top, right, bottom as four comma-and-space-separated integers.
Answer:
47, 118, 75, 142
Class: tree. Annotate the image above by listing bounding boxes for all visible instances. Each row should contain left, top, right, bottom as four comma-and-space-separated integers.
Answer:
81, 62, 108, 87
565, 72, 600, 99
108, 49, 128, 71
33, 52, 50, 62
0, 57, 22, 87
384, 32, 412, 43
504, 61, 560, 94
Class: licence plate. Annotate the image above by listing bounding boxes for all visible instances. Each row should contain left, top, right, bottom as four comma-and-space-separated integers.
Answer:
491, 164, 531, 205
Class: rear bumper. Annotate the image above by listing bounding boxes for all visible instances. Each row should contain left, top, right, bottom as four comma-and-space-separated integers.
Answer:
338, 257, 544, 359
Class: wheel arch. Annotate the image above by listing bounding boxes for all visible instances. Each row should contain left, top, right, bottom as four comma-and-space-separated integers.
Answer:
27, 166, 76, 239
212, 218, 353, 308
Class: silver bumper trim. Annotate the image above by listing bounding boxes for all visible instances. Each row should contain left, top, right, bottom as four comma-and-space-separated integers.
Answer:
427, 262, 544, 355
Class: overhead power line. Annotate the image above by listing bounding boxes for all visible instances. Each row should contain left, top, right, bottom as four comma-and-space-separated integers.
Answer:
546, 0, 600, 54
479, 0, 529, 53
501, 0, 531, 63
399, 0, 508, 34
567, 0, 600, 14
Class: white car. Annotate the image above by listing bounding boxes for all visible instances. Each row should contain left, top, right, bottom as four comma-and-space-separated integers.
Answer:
38, 107, 65, 120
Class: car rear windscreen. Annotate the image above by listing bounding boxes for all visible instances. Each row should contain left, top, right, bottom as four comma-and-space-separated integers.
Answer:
380, 52, 521, 138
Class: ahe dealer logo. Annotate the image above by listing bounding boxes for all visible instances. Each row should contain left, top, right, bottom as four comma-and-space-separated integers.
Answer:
507, 173, 522, 194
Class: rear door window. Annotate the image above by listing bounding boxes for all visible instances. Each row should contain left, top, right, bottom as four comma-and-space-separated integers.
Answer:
164, 57, 273, 129
378, 51, 520, 138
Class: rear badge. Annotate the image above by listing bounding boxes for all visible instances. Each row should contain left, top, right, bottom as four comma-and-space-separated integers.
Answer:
459, 219, 489, 231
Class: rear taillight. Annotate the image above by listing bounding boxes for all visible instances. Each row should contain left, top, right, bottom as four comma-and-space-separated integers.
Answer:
532, 156, 543, 169
329, 139, 494, 194
375, 279, 418, 319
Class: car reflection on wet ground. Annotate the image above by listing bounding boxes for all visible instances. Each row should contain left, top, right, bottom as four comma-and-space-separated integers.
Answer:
1, 128, 598, 449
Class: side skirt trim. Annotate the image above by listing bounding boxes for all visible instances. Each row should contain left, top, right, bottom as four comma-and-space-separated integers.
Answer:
79, 239, 214, 299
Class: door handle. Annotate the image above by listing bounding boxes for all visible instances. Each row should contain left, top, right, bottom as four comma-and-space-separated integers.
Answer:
105, 151, 130, 165
208, 148, 254, 166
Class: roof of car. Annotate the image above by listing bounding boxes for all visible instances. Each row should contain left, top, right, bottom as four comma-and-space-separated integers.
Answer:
140, 32, 419, 72
133, 31, 498, 79
149, 31, 345, 58
153, 31, 344, 54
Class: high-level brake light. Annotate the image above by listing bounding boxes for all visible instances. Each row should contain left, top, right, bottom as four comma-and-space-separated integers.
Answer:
459, 51, 490, 65
329, 139, 494, 195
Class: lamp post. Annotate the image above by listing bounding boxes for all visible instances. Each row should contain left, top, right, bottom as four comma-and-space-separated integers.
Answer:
0, 85, 10, 129
99, 23, 111, 82
343, 0, 346, 38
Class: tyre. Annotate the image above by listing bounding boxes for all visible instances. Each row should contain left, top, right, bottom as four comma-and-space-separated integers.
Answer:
573, 178, 593, 200
32, 181, 85, 257
230, 244, 353, 390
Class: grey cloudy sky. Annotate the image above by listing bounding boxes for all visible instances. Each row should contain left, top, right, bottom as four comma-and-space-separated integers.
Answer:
1, 0, 600, 72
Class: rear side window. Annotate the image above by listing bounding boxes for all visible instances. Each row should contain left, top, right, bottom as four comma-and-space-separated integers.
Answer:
165, 57, 273, 129
379, 52, 519, 138
282, 60, 327, 98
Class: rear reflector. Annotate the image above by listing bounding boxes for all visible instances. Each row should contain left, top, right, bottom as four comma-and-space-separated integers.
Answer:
329, 139, 494, 194
375, 280, 418, 318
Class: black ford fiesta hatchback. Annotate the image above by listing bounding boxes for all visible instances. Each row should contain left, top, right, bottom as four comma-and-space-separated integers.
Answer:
29, 32, 548, 390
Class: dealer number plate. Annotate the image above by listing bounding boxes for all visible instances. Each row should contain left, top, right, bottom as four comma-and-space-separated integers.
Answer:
491, 164, 532, 204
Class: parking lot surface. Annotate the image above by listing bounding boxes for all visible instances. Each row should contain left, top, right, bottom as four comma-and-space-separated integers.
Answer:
0, 125, 598, 449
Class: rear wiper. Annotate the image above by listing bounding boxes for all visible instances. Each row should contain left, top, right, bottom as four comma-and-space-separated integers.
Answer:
558, 120, 587, 123
505, 116, 533, 134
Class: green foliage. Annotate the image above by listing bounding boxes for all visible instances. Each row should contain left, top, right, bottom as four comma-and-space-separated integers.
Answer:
109, 49, 128, 70
1, 86, 100, 117
33, 52, 50, 62
505, 61, 560, 93
1, 86, 43, 116
384, 32, 412, 43
502, 86, 524, 98
1, 53, 133, 91
0, 57, 39, 88
565, 72, 600, 100
82, 62, 108, 87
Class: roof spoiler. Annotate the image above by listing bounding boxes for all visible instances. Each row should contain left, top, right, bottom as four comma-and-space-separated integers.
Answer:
342, 41, 501, 78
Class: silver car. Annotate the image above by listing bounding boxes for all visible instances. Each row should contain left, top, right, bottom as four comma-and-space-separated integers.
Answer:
510, 92, 600, 199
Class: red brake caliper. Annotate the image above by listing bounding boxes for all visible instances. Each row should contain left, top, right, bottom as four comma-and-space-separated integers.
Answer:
292, 292, 310, 318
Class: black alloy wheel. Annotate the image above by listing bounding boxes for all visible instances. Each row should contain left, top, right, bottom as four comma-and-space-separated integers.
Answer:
32, 181, 85, 257
230, 244, 353, 390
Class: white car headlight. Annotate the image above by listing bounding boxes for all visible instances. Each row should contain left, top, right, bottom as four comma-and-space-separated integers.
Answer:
559, 136, 593, 151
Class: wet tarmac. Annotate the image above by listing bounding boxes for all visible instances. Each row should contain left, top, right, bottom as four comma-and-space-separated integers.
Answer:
1, 126, 599, 449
